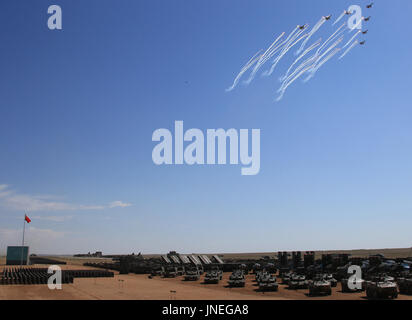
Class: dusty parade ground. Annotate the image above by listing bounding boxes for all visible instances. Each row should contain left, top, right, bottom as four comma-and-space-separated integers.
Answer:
1, 262, 412, 300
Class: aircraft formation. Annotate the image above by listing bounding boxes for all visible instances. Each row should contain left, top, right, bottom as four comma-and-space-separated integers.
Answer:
226, 3, 374, 101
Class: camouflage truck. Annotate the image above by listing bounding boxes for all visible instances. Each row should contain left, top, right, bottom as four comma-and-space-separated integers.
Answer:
162, 266, 178, 278
184, 266, 201, 281
228, 270, 245, 287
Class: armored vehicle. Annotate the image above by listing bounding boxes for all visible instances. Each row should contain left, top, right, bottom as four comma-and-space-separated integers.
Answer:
323, 274, 338, 287
341, 277, 366, 292
204, 270, 221, 284
289, 274, 309, 289
308, 277, 332, 296
366, 278, 398, 299
397, 277, 412, 295
228, 270, 245, 287
258, 273, 278, 292
281, 271, 294, 284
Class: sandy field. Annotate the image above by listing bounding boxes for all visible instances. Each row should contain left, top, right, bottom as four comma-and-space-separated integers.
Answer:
0, 264, 411, 300
0, 248, 411, 300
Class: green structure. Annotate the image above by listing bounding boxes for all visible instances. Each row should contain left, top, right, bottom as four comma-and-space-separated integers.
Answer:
6, 246, 30, 265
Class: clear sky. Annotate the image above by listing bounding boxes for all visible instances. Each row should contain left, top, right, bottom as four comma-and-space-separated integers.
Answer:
0, 0, 411, 255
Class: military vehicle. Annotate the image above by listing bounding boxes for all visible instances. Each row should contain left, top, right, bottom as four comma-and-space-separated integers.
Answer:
308, 276, 332, 296
366, 277, 398, 299
162, 266, 178, 278
258, 273, 278, 291
184, 266, 201, 281
397, 277, 412, 295
228, 270, 245, 287
281, 271, 294, 284
176, 265, 185, 276
204, 270, 221, 284
322, 274, 338, 287
288, 274, 309, 289
341, 277, 366, 292
150, 265, 163, 277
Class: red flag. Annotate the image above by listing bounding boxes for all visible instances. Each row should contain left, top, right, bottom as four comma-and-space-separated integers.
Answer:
25, 215, 31, 223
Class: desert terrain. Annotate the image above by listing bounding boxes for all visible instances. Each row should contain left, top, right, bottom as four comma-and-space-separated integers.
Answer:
0, 247, 411, 300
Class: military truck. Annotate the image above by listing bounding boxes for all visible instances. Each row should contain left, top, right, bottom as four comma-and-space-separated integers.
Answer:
228, 270, 245, 287
162, 266, 178, 278
258, 273, 278, 292
308, 277, 332, 296
288, 274, 309, 289
366, 278, 398, 299
184, 266, 201, 281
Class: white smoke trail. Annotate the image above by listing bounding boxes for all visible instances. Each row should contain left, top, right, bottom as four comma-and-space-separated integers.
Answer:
263, 30, 308, 77
280, 39, 321, 82
279, 53, 318, 91
316, 23, 346, 55
276, 64, 316, 101
339, 40, 359, 59
333, 11, 346, 26
304, 48, 341, 82
296, 17, 326, 55
343, 30, 361, 48
226, 50, 263, 91
243, 32, 286, 85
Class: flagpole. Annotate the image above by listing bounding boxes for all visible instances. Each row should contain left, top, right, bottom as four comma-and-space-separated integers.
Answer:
20, 213, 26, 267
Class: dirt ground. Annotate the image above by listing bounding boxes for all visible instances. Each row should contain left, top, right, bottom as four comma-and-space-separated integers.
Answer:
1, 264, 412, 300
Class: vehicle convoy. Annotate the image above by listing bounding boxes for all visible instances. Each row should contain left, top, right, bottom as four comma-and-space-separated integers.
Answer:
366, 277, 398, 299
288, 274, 309, 289
204, 270, 221, 284
397, 277, 412, 295
184, 266, 201, 281
308, 276, 332, 296
258, 273, 279, 292
228, 270, 245, 287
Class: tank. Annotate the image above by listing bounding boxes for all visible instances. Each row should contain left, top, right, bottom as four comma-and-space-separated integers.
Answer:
366, 278, 398, 299
288, 274, 309, 289
227, 270, 245, 287
308, 277, 332, 296
258, 273, 278, 291
341, 278, 366, 292
204, 270, 221, 284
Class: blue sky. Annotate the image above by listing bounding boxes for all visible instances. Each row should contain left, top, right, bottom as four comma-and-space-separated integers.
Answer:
0, 0, 411, 254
